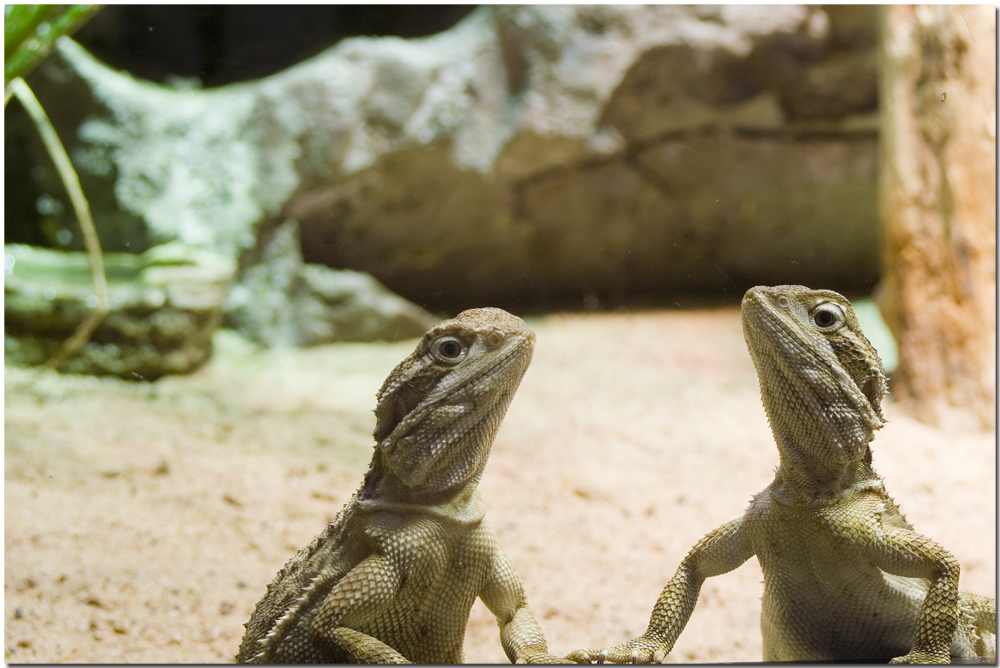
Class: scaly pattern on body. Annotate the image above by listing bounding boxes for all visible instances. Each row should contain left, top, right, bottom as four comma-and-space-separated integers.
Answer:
570, 285, 995, 664
236, 308, 570, 663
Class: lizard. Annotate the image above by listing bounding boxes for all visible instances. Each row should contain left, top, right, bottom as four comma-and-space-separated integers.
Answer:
569, 285, 996, 664
236, 307, 572, 664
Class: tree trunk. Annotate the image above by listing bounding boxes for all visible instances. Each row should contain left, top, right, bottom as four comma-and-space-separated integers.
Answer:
877, 5, 996, 430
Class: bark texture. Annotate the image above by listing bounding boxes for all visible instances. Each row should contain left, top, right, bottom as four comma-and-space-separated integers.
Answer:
878, 5, 996, 430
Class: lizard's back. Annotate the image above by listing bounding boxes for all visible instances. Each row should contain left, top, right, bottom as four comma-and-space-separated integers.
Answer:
236, 503, 358, 662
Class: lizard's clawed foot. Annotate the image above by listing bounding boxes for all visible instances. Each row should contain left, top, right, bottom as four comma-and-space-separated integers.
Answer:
564, 648, 602, 664
566, 637, 668, 664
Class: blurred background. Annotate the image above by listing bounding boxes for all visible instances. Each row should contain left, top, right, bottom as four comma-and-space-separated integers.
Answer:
5, 5, 995, 425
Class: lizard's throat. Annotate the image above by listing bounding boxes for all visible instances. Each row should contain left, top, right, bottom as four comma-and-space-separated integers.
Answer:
358, 460, 488, 523
766, 397, 876, 497
753, 341, 880, 477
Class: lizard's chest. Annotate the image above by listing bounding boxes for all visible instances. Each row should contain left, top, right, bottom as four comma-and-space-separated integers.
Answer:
374, 514, 493, 605
749, 496, 855, 573
348, 513, 496, 660
747, 491, 925, 661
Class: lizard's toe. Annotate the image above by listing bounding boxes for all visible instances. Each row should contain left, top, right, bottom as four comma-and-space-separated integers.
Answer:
564, 649, 597, 664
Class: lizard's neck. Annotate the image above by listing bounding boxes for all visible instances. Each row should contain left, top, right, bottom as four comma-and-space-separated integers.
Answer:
772, 437, 877, 501
357, 455, 487, 524
767, 395, 879, 499
761, 376, 880, 500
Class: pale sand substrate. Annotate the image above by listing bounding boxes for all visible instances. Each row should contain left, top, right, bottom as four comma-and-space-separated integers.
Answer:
5, 307, 995, 662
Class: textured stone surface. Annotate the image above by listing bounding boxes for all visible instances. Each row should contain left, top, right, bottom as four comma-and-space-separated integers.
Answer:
16, 5, 882, 312
223, 220, 439, 346
4, 243, 234, 379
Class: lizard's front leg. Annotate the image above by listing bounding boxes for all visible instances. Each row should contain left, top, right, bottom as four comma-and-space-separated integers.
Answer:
480, 550, 575, 664
309, 554, 410, 663
853, 525, 961, 664
568, 517, 754, 664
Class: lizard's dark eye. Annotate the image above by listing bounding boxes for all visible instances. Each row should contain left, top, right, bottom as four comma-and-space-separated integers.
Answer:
814, 310, 836, 327
433, 337, 465, 362
811, 303, 844, 330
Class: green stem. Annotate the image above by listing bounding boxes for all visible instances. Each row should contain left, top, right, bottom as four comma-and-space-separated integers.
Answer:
8, 76, 109, 369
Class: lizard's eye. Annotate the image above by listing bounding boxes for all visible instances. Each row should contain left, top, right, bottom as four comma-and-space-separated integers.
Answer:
811, 303, 845, 330
432, 336, 466, 363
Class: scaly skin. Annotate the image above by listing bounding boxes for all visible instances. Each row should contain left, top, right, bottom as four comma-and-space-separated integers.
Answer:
569, 285, 995, 664
236, 308, 571, 664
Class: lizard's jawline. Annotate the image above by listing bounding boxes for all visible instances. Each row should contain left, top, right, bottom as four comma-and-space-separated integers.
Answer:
383, 338, 532, 448
378, 338, 532, 490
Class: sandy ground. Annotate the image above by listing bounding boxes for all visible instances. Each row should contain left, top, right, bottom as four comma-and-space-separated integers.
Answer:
4, 307, 996, 663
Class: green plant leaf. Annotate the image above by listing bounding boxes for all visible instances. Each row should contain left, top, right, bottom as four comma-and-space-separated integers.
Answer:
4, 4, 101, 87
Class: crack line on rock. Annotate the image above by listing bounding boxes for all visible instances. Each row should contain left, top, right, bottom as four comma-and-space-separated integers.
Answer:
510, 122, 878, 196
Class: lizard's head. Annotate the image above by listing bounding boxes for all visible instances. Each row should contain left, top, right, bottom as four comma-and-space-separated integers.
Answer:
371, 307, 535, 493
742, 285, 887, 470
